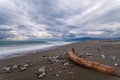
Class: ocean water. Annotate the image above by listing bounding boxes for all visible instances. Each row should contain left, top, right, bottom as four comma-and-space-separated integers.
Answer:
0, 41, 71, 59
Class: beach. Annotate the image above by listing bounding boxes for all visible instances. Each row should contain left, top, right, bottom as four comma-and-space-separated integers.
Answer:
0, 40, 120, 80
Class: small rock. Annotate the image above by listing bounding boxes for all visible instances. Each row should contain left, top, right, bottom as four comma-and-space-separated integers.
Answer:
56, 74, 59, 77
56, 60, 59, 62
111, 56, 117, 61
38, 72, 45, 79
18, 65, 22, 68
42, 72, 46, 76
12, 65, 18, 69
38, 67, 45, 73
37, 67, 46, 79
43, 56, 47, 59
62, 66, 67, 69
63, 52, 67, 56
24, 64, 29, 68
38, 74, 44, 78
86, 53, 92, 56
50, 73, 56, 76
58, 54, 65, 59
25, 60, 30, 63
58, 71, 62, 73
1, 67, 12, 73
49, 68, 53, 71
83, 45, 86, 48
64, 62, 69, 66
101, 54, 105, 59
114, 63, 119, 67
69, 71, 73, 74
20, 66, 27, 71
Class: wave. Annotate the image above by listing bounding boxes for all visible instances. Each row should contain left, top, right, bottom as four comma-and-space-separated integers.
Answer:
0, 41, 72, 60
0, 40, 47, 45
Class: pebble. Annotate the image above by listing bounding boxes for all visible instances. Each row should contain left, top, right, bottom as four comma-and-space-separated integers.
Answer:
111, 56, 117, 61
42, 72, 46, 76
38, 67, 45, 73
12, 65, 18, 69
56, 60, 59, 62
1, 67, 12, 73
0, 61, 32, 74
101, 54, 105, 59
56, 74, 59, 77
58, 54, 65, 59
62, 66, 67, 69
3, 67, 11, 71
69, 71, 73, 74
49, 68, 53, 71
38, 74, 44, 78
37, 67, 46, 79
58, 71, 62, 73
43, 56, 47, 59
86, 53, 92, 56
25, 60, 30, 63
114, 63, 119, 67
64, 62, 69, 66
24, 64, 29, 68
20, 66, 27, 71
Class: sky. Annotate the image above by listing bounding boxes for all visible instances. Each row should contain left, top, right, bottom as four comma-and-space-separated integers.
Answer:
0, 0, 120, 40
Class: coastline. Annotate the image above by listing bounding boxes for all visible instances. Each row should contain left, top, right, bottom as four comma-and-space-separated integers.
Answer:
0, 41, 72, 60
0, 40, 120, 80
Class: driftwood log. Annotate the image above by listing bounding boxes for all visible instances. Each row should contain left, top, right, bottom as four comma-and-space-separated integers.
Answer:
68, 48, 116, 75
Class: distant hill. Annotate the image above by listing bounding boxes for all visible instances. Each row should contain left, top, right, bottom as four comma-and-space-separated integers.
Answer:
65, 37, 120, 42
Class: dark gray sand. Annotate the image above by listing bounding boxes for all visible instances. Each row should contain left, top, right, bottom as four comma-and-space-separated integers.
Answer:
0, 40, 120, 80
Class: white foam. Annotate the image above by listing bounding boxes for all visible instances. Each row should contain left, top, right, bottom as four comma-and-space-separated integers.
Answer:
0, 42, 72, 60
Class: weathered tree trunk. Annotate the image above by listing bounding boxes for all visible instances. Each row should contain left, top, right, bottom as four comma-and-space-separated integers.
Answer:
68, 48, 116, 75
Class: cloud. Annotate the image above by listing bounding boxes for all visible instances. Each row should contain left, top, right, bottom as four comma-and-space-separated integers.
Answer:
0, 0, 120, 40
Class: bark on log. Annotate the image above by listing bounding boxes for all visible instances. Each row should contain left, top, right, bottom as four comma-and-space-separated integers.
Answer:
68, 48, 116, 75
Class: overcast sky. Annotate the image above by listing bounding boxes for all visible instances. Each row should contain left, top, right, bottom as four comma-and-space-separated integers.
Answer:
0, 0, 120, 40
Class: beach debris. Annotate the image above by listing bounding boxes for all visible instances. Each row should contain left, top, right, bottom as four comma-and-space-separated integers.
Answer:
68, 48, 116, 76
37, 67, 46, 79
101, 54, 106, 59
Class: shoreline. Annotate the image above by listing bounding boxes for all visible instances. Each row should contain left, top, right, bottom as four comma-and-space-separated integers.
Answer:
0, 41, 73, 60
0, 40, 120, 80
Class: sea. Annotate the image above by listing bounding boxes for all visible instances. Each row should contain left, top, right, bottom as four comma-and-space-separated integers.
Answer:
0, 40, 72, 60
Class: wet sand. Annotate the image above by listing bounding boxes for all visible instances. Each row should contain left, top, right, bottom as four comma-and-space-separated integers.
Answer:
0, 40, 120, 80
